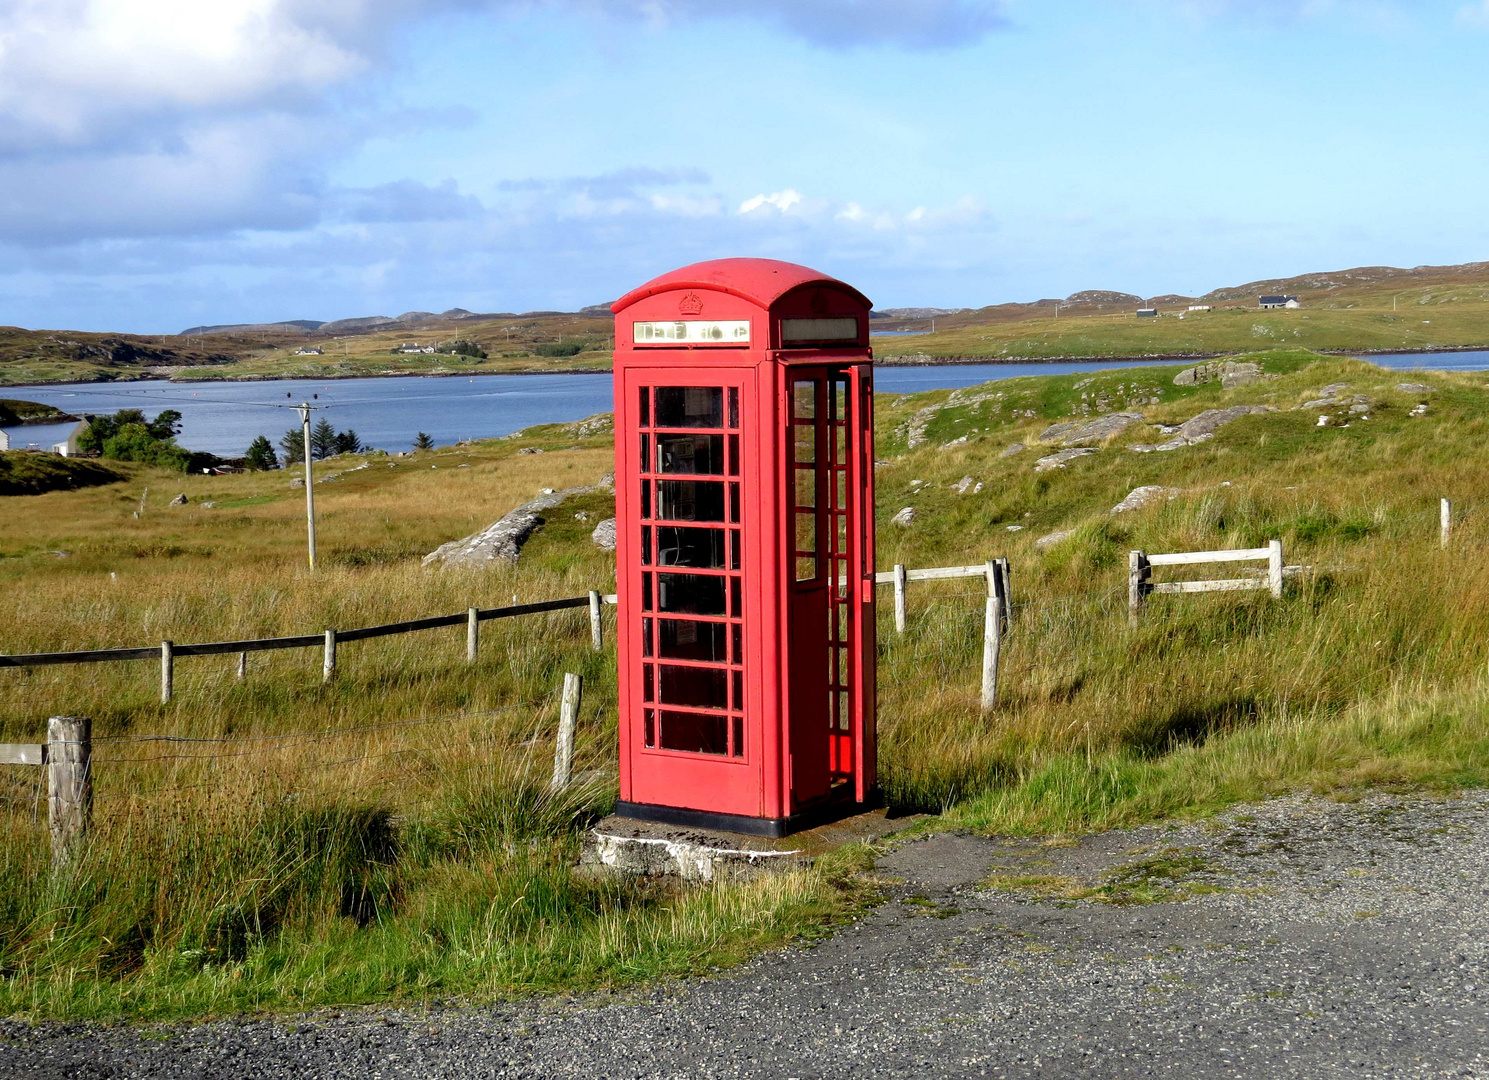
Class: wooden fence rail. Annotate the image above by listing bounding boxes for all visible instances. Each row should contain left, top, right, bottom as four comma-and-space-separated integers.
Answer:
1129, 540, 1288, 626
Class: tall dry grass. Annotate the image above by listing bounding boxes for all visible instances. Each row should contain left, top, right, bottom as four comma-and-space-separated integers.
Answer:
3, 355, 1489, 1018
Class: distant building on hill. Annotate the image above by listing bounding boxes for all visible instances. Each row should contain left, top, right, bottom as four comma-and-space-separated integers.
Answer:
1188, 305, 1213, 312
294, 346, 324, 356
397, 344, 436, 354
1136, 308, 1158, 318
1259, 295, 1301, 309
0, 429, 8, 451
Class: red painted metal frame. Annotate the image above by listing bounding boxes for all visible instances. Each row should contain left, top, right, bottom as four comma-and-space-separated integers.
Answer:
611, 259, 876, 833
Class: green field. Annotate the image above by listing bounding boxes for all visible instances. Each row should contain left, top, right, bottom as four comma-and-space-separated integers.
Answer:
3, 349, 1489, 1020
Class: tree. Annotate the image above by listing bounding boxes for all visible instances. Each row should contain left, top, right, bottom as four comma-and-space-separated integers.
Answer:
310, 418, 338, 460
414, 431, 435, 451
280, 427, 306, 466
333, 429, 363, 455
101, 423, 190, 471
244, 435, 278, 471
77, 408, 148, 453
146, 409, 183, 440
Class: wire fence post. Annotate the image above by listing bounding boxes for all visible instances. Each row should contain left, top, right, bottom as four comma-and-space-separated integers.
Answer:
47, 715, 91, 871
467, 607, 479, 663
588, 591, 603, 652
1442, 498, 1453, 549
160, 640, 173, 704
552, 672, 582, 792
236, 651, 247, 681
893, 564, 908, 633
981, 562, 1002, 715
1268, 540, 1285, 600
323, 629, 337, 684
1128, 551, 1149, 627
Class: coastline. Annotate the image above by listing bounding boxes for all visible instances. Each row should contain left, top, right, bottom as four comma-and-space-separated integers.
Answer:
3, 343, 1487, 390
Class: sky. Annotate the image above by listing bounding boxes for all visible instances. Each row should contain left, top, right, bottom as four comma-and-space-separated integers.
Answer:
1, 0, 1487, 333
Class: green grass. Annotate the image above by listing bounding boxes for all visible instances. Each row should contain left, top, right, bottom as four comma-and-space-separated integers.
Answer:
4, 348, 1489, 1020
0, 451, 125, 496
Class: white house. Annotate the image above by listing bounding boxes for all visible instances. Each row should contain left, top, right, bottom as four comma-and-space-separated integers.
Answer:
294, 346, 324, 356
1188, 305, 1213, 312
0, 429, 9, 451
50, 421, 86, 457
1259, 295, 1300, 310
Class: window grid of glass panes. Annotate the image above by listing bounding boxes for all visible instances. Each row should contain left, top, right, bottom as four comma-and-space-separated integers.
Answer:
636, 385, 745, 758
791, 376, 856, 782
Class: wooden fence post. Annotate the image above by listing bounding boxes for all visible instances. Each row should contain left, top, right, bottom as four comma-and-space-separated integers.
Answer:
552, 672, 582, 792
323, 629, 336, 684
1268, 540, 1284, 599
893, 564, 908, 633
1128, 552, 1149, 627
467, 607, 479, 663
589, 591, 604, 651
160, 640, 173, 704
994, 556, 1012, 633
47, 716, 91, 870
981, 564, 1002, 715
1442, 498, 1453, 549
236, 651, 247, 681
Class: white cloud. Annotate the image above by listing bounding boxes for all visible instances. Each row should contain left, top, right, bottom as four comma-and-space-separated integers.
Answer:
739, 189, 803, 214
1457, 1, 1489, 26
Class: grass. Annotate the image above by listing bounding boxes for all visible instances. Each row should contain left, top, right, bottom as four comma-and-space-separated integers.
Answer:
0, 451, 124, 496
3, 348, 1489, 1019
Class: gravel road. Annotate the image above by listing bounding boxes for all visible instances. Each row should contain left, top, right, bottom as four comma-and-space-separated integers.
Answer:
4, 791, 1488, 1079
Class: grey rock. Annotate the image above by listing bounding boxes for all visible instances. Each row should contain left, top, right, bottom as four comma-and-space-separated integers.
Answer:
424, 487, 595, 568
1172, 360, 1262, 387
290, 477, 304, 488
951, 476, 978, 494
518, 447, 543, 455
199, 502, 215, 509
999, 442, 1026, 459
168, 493, 188, 506
565, 413, 614, 438
1396, 382, 1436, 395
1033, 447, 1099, 471
1035, 528, 1075, 548
890, 506, 915, 527
1128, 443, 1158, 453
1038, 411, 1145, 447
591, 517, 617, 551
1111, 485, 1180, 514
1153, 405, 1274, 449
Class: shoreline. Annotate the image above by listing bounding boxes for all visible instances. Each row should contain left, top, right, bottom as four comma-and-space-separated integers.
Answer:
2, 343, 1487, 390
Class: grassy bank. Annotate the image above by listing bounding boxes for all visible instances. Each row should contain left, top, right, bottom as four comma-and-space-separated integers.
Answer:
3, 349, 1489, 1019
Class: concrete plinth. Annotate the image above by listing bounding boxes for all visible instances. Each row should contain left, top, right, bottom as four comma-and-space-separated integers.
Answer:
578, 807, 920, 881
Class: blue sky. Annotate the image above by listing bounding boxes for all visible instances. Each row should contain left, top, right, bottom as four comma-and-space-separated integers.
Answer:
1, 0, 1487, 333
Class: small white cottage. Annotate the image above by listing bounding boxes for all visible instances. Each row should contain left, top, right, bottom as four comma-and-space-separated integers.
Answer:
51, 421, 87, 457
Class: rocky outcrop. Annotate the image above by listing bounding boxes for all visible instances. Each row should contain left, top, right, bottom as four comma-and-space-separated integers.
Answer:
1038, 412, 1145, 447
1034, 447, 1099, 471
1111, 486, 1180, 514
999, 442, 1025, 459
890, 506, 916, 527
591, 518, 617, 551
951, 476, 982, 494
1396, 382, 1435, 395
1035, 529, 1074, 549
1129, 406, 1274, 452
424, 486, 594, 568
1173, 361, 1262, 388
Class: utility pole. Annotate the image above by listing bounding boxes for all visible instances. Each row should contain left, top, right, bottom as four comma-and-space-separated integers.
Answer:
300, 404, 317, 570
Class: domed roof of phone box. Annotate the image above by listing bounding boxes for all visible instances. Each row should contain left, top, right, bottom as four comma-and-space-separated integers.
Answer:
610, 258, 872, 314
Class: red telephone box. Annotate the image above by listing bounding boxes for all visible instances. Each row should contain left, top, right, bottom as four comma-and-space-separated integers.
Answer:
610, 258, 877, 837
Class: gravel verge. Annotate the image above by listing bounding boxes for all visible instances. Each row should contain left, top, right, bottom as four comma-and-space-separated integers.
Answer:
3, 791, 1488, 1078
